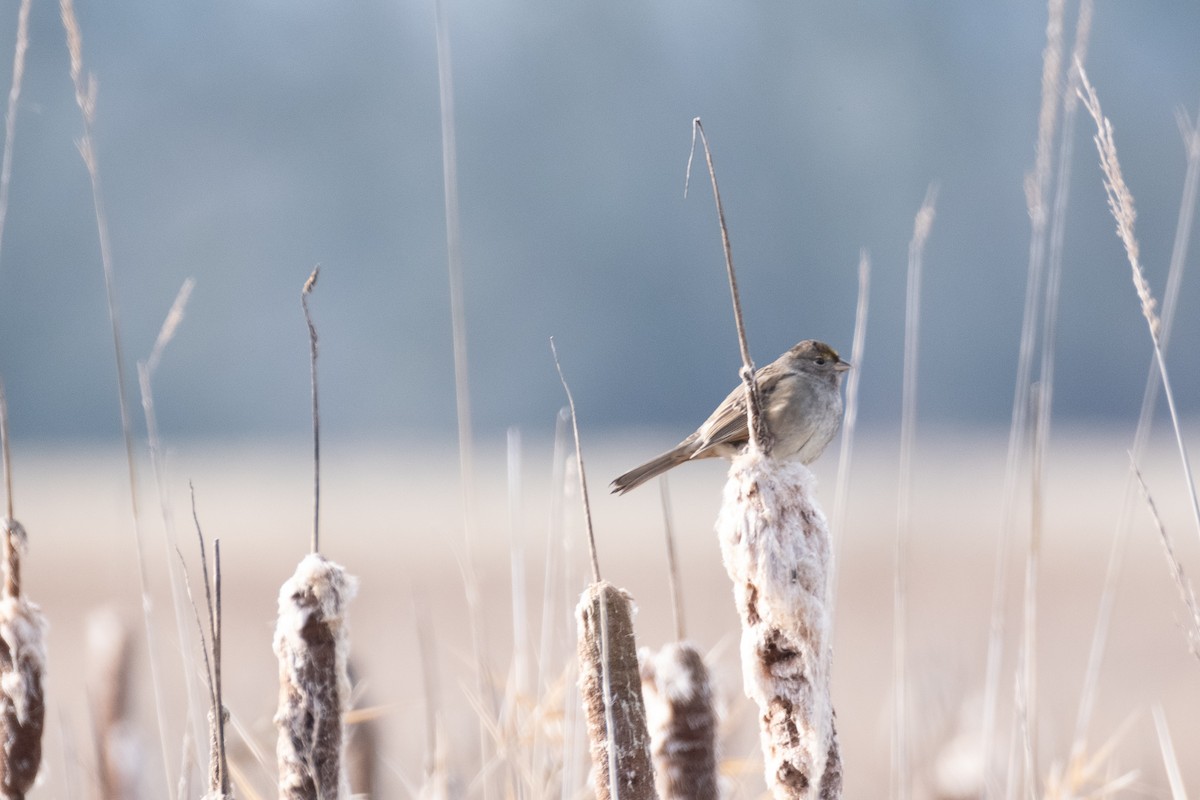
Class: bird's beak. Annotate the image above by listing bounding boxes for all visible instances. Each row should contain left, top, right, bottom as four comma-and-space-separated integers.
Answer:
835, 360, 852, 372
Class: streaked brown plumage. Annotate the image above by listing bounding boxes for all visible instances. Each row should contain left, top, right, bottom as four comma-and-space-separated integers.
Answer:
610, 340, 850, 494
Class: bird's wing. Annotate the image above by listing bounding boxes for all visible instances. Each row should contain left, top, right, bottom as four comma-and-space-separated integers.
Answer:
695, 366, 789, 451
695, 383, 750, 450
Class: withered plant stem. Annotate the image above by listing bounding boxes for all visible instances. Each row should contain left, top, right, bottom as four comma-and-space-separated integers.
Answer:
60, 2, 175, 790
893, 186, 936, 800
829, 249, 871, 622
982, 2, 1071, 785
0, 0, 30, 278
1078, 66, 1200, 542
688, 118, 768, 454
550, 339, 601, 583
302, 267, 321, 554
1074, 99, 1200, 760
0, 379, 12, 530
658, 477, 686, 642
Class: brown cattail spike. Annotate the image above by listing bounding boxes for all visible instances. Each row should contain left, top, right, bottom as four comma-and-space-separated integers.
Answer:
576, 582, 657, 800
274, 553, 357, 800
0, 518, 44, 800
640, 643, 718, 800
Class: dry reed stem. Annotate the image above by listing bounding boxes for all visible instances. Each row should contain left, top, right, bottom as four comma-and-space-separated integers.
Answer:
576, 582, 656, 800
0, 0, 31, 272
657, 478, 685, 642
981, 2, 1071, 786
1152, 706, 1186, 800
61, 2, 176, 790
87, 609, 139, 800
893, 186, 936, 800
718, 451, 840, 800
687, 119, 768, 454
1077, 65, 1200, 542
550, 340, 601, 583
639, 643, 717, 800
139, 279, 206, 774
273, 554, 357, 800
828, 249, 870, 624
1072, 95, 1200, 763
1131, 463, 1200, 659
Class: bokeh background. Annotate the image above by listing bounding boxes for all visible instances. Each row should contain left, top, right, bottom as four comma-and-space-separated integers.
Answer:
0, 0, 1197, 441
0, 1, 1199, 797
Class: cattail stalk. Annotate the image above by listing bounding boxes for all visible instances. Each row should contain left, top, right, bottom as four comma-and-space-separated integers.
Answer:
717, 452, 840, 799
275, 271, 356, 798
273, 553, 357, 800
553, 341, 656, 800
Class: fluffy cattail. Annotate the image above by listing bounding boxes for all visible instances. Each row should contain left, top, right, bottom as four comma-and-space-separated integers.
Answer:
0, 518, 44, 800
639, 643, 717, 800
576, 581, 656, 800
274, 553, 357, 800
717, 451, 841, 799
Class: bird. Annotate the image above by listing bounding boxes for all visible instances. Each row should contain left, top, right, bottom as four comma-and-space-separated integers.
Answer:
610, 340, 851, 494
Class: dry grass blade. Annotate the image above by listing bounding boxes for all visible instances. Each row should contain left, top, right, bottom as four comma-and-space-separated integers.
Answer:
0, 0, 31, 274
981, 3, 1072, 783
60, 1, 176, 791
894, 185, 937, 800
1152, 706, 1187, 800
658, 477, 686, 642
138, 279, 205, 773
1077, 64, 1200, 542
549, 339, 601, 584
1131, 462, 1200, 659
829, 248, 870, 623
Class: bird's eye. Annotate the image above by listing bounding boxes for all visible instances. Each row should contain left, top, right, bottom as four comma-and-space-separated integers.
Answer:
815, 358, 826, 365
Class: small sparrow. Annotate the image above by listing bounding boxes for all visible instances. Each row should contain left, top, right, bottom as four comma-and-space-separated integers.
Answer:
610, 340, 850, 494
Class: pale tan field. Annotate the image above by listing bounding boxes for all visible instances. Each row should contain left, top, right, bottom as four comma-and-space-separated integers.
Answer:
10, 427, 1200, 797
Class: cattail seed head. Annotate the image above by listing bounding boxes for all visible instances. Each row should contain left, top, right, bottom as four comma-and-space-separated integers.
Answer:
274, 553, 357, 800
717, 452, 841, 800
576, 581, 657, 800
639, 642, 718, 800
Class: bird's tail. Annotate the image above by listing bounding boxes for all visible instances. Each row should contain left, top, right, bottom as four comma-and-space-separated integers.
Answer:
609, 443, 695, 495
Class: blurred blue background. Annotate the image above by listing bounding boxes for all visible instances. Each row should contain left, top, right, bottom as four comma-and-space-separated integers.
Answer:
0, 0, 1197, 443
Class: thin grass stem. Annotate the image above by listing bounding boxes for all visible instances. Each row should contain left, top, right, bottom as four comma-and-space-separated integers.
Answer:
688, 118, 768, 453
829, 248, 870, 624
0, 0, 31, 277
894, 186, 936, 800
